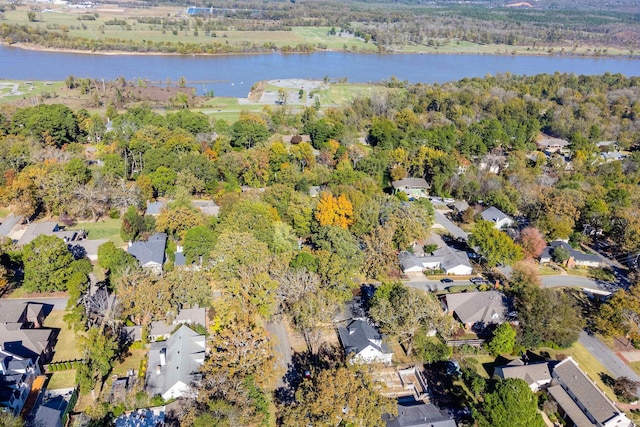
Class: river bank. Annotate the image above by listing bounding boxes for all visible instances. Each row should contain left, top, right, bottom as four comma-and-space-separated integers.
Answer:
3, 40, 639, 60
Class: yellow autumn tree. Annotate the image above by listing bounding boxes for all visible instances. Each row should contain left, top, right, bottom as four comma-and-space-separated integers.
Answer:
315, 192, 353, 229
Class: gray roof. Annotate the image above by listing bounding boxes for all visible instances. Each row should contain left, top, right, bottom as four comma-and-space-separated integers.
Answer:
385, 401, 457, 427
552, 357, 621, 425
175, 308, 206, 326
337, 319, 391, 357
451, 201, 469, 212
480, 206, 512, 225
0, 303, 27, 324
123, 326, 142, 342
392, 178, 429, 190
537, 137, 570, 148
128, 233, 167, 267
146, 325, 206, 398
494, 361, 552, 386
146, 201, 167, 216
174, 251, 186, 266
0, 323, 53, 361
542, 241, 602, 264
0, 214, 22, 237
400, 234, 471, 273
32, 395, 67, 427
548, 385, 596, 427
192, 200, 219, 216
444, 291, 507, 325
17, 222, 78, 246
433, 211, 468, 241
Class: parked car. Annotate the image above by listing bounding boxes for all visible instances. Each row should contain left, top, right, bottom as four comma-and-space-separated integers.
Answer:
440, 278, 454, 283
469, 277, 488, 284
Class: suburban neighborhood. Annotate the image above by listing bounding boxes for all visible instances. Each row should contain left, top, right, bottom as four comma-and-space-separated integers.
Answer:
0, 68, 638, 427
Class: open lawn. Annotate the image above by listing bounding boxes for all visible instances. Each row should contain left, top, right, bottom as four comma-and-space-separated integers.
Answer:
44, 311, 82, 363
47, 370, 77, 389
71, 218, 124, 247
111, 347, 147, 379
458, 354, 497, 378
291, 27, 376, 51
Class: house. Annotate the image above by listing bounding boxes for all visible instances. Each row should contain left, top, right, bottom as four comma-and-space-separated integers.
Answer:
399, 234, 473, 276
0, 349, 42, 415
145, 200, 167, 216
391, 178, 430, 199
539, 241, 603, 268
124, 307, 206, 343
600, 152, 627, 162
536, 136, 570, 154
145, 325, 206, 400
494, 359, 552, 392
548, 357, 632, 427
384, 399, 457, 427
0, 303, 54, 363
443, 291, 507, 329
480, 206, 514, 229
338, 319, 393, 364
30, 388, 77, 427
68, 238, 108, 262
16, 222, 81, 246
128, 232, 167, 274
192, 200, 219, 216
433, 211, 469, 241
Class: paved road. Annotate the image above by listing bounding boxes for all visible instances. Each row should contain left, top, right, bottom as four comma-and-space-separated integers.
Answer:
404, 275, 606, 292
266, 318, 294, 388
0, 297, 69, 311
578, 331, 640, 395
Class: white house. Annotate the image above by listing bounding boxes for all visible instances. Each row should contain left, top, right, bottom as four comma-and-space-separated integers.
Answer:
0, 349, 42, 415
480, 206, 514, 229
145, 325, 206, 400
338, 319, 393, 364
128, 233, 167, 274
494, 359, 552, 392
399, 234, 473, 276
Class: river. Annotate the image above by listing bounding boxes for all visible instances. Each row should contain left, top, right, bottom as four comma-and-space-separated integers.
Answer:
0, 45, 638, 97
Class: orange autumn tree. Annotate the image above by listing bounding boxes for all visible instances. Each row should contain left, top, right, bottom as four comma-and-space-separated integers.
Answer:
315, 191, 353, 229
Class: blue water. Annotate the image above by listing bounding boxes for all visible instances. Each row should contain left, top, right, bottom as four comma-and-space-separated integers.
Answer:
0, 45, 638, 97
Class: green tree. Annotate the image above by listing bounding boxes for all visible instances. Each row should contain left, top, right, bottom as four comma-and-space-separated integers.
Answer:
76, 327, 118, 394
552, 246, 570, 264
183, 225, 217, 264
22, 235, 79, 292
488, 323, 516, 356
474, 378, 545, 427
11, 104, 80, 147
120, 206, 146, 241
469, 220, 524, 267
97, 241, 136, 277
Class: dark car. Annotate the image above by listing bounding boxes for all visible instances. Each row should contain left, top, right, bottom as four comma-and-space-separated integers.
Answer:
440, 278, 454, 283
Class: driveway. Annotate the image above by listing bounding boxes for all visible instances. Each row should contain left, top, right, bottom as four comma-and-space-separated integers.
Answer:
579, 331, 640, 395
266, 317, 294, 388
540, 275, 620, 293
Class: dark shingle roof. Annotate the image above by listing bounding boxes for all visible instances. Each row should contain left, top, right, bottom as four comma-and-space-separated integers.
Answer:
337, 319, 391, 357
552, 358, 621, 425
385, 401, 457, 427
128, 233, 167, 267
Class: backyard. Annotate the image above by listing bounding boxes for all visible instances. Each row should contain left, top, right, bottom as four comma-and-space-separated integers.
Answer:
71, 218, 124, 247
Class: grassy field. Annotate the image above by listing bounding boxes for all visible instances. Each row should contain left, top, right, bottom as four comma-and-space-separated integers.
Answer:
0, 80, 65, 105
44, 310, 82, 362
71, 218, 124, 247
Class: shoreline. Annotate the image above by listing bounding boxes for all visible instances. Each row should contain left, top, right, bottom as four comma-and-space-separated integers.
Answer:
4, 41, 639, 60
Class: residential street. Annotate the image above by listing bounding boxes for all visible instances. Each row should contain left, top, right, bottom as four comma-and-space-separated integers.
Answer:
578, 331, 640, 395
404, 275, 607, 292
0, 296, 69, 311
266, 317, 294, 388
